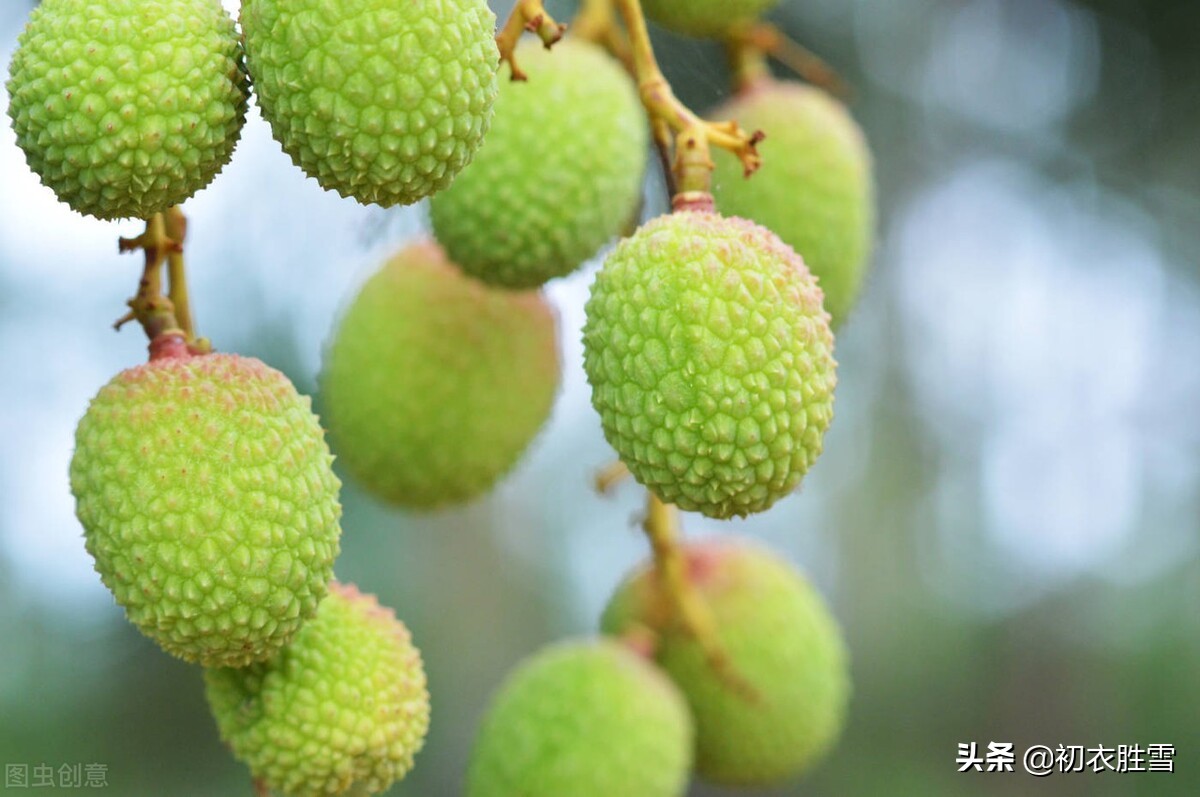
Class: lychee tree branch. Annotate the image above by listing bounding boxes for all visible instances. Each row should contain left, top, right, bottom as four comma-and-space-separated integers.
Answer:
725, 22, 848, 97
612, 0, 763, 200
496, 0, 567, 81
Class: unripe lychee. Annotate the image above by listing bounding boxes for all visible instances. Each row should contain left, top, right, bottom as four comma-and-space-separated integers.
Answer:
582, 211, 837, 519
713, 81, 875, 326
6, 0, 248, 220
429, 39, 647, 289
643, 0, 780, 38
601, 539, 850, 786
321, 241, 560, 509
205, 583, 430, 797
466, 638, 692, 797
69, 353, 341, 667
240, 0, 498, 207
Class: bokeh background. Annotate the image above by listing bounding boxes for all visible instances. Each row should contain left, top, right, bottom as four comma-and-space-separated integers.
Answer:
1, 0, 1197, 794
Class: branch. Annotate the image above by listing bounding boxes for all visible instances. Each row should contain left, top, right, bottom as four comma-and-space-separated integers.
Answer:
727, 22, 849, 97
496, 0, 567, 81
613, 0, 763, 198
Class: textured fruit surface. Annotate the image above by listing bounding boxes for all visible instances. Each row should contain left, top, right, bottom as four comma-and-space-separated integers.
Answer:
713, 82, 875, 326
321, 241, 559, 509
602, 539, 850, 786
429, 39, 646, 289
466, 639, 692, 797
241, 0, 498, 206
643, 0, 779, 37
206, 583, 429, 797
583, 211, 836, 518
70, 353, 341, 667
6, 0, 247, 220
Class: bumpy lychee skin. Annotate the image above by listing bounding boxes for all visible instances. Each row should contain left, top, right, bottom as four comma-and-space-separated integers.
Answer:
70, 353, 341, 667
429, 39, 647, 289
205, 583, 430, 797
582, 211, 837, 519
602, 539, 850, 786
643, 0, 779, 38
321, 241, 560, 509
466, 639, 692, 797
6, 0, 248, 220
713, 82, 875, 327
240, 0, 498, 207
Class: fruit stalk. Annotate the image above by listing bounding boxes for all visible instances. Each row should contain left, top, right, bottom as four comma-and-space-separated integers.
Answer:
571, 0, 633, 72
496, 0, 566, 80
612, 0, 763, 197
115, 213, 185, 351
725, 23, 848, 96
162, 206, 198, 345
642, 494, 754, 697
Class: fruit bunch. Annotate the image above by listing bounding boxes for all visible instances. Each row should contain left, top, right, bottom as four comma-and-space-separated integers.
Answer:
7, 0, 878, 793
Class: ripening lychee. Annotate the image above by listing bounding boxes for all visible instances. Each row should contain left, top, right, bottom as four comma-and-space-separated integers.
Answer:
429, 39, 647, 289
601, 539, 850, 786
69, 352, 341, 667
582, 210, 837, 519
466, 639, 693, 797
205, 583, 430, 797
643, 0, 780, 38
240, 0, 498, 207
321, 241, 560, 509
6, 0, 248, 220
712, 81, 875, 326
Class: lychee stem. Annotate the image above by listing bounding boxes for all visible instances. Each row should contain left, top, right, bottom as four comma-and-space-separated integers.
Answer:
642, 493, 757, 700
571, 0, 633, 73
612, 0, 764, 192
496, 0, 567, 81
725, 23, 849, 98
163, 206, 198, 344
593, 460, 631, 495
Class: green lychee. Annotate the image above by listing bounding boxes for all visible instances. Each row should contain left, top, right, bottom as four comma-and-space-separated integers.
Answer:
240, 0, 498, 207
6, 0, 248, 220
466, 638, 693, 797
601, 538, 850, 786
205, 582, 430, 797
713, 81, 875, 326
69, 352, 341, 667
321, 241, 560, 509
643, 0, 780, 38
582, 210, 837, 519
429, 39, 647, 289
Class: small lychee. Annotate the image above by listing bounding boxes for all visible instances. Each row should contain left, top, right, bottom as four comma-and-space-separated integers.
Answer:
6, 0, 248, 220
205, 582, 430, 797
712, 81, 875, 326
69, 352, 341, 667
240, 0, 498, 206
601, 538, 850, 786
582, 210, 837, 519
466, 638, 693, 797
429, 38, 647, 289
321, 241, 560, 509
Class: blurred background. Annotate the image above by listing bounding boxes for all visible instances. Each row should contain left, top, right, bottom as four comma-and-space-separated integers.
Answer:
1, 0, 1197, 794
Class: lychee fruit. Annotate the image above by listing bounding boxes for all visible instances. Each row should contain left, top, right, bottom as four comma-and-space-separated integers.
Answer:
240, 0, 498, 207
582, 210, 837, 519
205, 582, 430, 797
321, 241, 560, 509
429, 38, 647, 289
601, 538, 850, 786
642, 0, 780, 38
466, 638, 693, 797
712, 81, 874, 326
6, 0, 248, 220
69, 352, 341, 667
